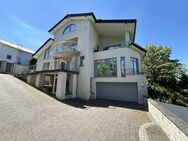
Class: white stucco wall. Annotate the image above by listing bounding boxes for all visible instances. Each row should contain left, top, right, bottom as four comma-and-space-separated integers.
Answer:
94, 47, 143, 73
17, 50, 32, 65
53, 20, 93, 100
93, 47, 148, 104
0, 43, 32, 65
36, 51, 54, 71
0, 43, 18, 63
99, 37, 124, 50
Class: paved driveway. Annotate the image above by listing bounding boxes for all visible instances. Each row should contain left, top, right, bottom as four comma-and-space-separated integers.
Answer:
0, 74, 151, 141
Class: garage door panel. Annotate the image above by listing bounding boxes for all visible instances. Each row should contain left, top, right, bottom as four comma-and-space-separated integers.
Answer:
97, 82, 138, 103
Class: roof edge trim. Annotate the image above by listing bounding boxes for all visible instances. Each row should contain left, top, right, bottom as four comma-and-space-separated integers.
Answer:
48, 12, 136, 33
131, 42, 147, 53
32, 38, 54, 57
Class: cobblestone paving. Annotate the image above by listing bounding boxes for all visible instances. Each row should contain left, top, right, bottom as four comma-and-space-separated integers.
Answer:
0, 74, 151, 141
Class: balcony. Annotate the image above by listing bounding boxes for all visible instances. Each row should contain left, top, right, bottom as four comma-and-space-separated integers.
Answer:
51, 45, 79, 59
28, 59, 79, 74
50, 40, 79, 59
94, 42, 130, 52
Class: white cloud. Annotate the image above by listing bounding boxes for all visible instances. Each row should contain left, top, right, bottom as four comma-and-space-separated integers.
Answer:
11, 16, 41, 34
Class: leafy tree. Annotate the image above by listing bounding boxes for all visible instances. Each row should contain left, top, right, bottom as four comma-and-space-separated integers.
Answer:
143, 45, 187, 106
29, 58, 37, 65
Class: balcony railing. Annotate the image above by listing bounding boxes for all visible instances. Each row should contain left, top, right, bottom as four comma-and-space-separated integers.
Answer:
94, 42, 130, 52
94, 68, 144, 77
50, 45, 79, 56
28, 59, 79, 74
125, 68, 145, 75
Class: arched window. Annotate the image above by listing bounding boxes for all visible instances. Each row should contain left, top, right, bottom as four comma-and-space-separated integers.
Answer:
63, 24, 76, 34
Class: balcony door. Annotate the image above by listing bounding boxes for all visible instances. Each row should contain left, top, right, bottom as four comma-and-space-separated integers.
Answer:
61, 62, 65, 70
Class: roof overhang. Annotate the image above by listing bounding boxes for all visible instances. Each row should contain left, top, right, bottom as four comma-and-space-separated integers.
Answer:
32, 38, 54, 58
48, 13, 137, 41
93, 22, 136, 40
130, 42, 147, 54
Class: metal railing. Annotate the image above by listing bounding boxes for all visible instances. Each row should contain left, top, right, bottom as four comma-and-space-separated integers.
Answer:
94, 42, 130, 52
50, 45, 79, 56
28, 59, 79, 73
125, 68, 145, 75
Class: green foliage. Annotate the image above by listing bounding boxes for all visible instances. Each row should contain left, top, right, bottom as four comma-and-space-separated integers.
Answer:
29, 58, 37, 65
143, 45, 188, 106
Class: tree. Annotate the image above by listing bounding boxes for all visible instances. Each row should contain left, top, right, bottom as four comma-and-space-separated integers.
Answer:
143, 45, 187, 106
29, 58, 37, 65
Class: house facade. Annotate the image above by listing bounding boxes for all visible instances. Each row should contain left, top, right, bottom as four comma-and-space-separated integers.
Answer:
0, 39, 33, 74
27, 13, 148, 104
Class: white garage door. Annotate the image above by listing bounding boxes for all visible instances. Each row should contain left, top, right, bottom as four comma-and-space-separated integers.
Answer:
97, 82, 138, 103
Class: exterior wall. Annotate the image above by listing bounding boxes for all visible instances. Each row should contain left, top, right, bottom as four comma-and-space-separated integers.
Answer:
0, 43, 18, 63
0, 61, 7, 72
27, 75, 36, 86
56, 72, 67, 99
93, 47, 143, 73
0, 43, 32, 65
17, 50, 32, 65
35, 74, 44, 88
36, 51, 53, 71
53, 20, 92, 100
99, 37, 124, 50
93, 47, 147, 104
148, 99, 188, 141
87, 22, 100, 98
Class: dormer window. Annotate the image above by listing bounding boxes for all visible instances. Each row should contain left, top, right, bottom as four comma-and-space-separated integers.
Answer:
63, 24, 76, 34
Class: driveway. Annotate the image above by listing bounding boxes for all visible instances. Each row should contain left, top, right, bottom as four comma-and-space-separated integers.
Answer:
0, 74, 151, 141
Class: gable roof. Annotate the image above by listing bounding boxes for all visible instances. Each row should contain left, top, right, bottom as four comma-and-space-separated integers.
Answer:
0, 39, 34, 54
48, 12, 137, 38
32, 38, 54, 57
130, 42, 147, 53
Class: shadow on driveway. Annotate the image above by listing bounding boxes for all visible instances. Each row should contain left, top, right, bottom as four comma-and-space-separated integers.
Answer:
23, 81, 147, 112
61, 98, 148, 111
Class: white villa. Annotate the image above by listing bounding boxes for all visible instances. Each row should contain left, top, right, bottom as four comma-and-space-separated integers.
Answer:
27, 13, 148, 104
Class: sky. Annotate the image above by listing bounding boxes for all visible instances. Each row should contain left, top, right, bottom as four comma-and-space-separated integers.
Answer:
0, 0, 188, 65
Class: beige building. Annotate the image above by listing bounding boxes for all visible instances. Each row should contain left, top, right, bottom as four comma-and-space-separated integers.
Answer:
27, 13, 148, 104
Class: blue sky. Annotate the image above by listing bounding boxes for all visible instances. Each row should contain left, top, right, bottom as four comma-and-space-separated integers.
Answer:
0, 0, 188, 65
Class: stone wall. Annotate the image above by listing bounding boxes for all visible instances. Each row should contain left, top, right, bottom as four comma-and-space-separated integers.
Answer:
147, 99, 188, 141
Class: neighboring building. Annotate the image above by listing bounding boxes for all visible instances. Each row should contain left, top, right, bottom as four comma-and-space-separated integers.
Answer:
27, 13, 148, 104
0, 39, 34, 74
